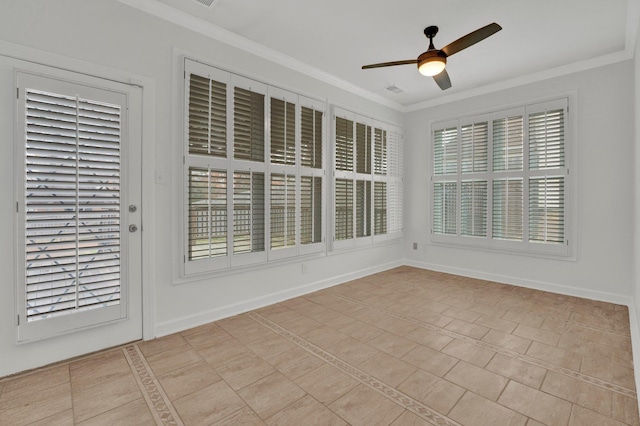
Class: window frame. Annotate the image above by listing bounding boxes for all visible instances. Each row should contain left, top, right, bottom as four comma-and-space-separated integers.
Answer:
331, 106, 403, 251
430, 97, 573, 258
182, 58, 326, 276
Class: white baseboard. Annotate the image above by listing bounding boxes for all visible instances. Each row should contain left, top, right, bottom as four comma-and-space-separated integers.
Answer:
628, 304, 640, 416
404, 259, 633, 306
154, 259, 403, 337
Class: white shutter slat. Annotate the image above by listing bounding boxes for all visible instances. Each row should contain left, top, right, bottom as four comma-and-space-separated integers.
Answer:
335, 117, 354, 171
461, 180, 487, 237
356, 180, 371, 238
529, 109, 565, 170
374, 181, 387, 235
434, 127, 457, 175
493, 116, 523, 172
529, 176, 564, 244
492, 178, 523, 241
234, 87, 264, 162
188, 168, 227, 260
335, 178, 353, 240
461, 121, 488, 173
189, 74, 227, 157
24, 88, 123, 322
433, 181, 457, 235
270, 98, 296, 165
300, 107, 323, 169
300, 176, 322, 244
270, 173, 295, 249
374, 128, 387, 175
356, 123, 371, 174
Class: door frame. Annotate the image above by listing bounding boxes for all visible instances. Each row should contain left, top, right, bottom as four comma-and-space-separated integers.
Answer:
0, 40, 155, 375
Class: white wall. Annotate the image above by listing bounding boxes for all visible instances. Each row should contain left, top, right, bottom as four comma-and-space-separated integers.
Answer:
404, 61, 636, 302
0, 0, 403, 377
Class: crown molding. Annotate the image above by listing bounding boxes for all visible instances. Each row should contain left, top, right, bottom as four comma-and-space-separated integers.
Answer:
404, 49, 633, 112
116, 0, 404, 111
118, 0, 639, 114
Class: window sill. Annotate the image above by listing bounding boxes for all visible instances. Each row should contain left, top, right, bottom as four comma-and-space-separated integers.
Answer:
429, 237, 576, 262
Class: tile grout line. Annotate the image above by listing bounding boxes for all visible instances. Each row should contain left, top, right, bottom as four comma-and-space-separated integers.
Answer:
122, 344, 184, 426
326, 290, 638, 399
391, 280, 631, 337
248, 311, 463, 426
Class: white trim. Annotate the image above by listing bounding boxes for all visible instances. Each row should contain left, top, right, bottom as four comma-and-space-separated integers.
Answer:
155, 259, 402, 337
628, 303, 640, 420
404, 259, 632, 306
0, 40, 156, 342
407, 51, 631, 113
116, 0, 403, 111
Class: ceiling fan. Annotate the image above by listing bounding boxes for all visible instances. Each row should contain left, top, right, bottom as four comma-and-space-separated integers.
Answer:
362, 23, 502, 90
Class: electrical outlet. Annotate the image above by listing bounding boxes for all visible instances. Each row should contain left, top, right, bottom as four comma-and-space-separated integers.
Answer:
302, 263, 308, 274
413, 242, 418, 250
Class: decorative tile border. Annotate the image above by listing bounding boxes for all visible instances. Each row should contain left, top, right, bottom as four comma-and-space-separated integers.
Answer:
123, 345, 184, 426
249, 312, 462, 426
327, 291, 638, 399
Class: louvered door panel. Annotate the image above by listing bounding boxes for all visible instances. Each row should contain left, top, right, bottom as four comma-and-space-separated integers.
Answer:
24, 89, 123, 321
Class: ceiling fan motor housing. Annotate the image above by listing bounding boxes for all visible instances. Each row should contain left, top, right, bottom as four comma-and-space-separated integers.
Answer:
417, 50, 447, 76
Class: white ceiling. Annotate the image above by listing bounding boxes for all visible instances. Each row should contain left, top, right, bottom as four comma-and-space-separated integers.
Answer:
128, 0, 637, 110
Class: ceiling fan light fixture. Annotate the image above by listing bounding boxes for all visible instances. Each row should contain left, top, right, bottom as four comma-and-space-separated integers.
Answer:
418, 55, 446, 77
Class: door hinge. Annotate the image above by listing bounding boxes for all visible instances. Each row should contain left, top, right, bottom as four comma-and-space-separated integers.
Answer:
17, 315, 20, 326
16, 88, 19, 99
16, 202, 19, 213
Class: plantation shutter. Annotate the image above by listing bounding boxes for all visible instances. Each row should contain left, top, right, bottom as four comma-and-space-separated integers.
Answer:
461, 121, 488, 173
461, 180, 488, 237
493, 115, 523, 171
528, 103, 566, 244
24, 89, 123, 321
374, 128, 387, 175
374, 182, 387, 235
492, 178, 523, 240
529, 177, 564, 243
434, 127, 457, 175
188, 74, 227, 157
270, 98, 296, 165
301, 107, 322, 169
529, 109, 565, 170
356, 180, 371, 238
335, 117, 354, 171
433, 182, 457, 235
335, 178, 353, 240
300, 176, 322, 244
386, 130, 403, 235
234, 87, 264, 161
356, 123, 371, 174
270, 174, 296, 249
188, 168, 227, 259
233, 171, 265, 254
299, 100, 324, 250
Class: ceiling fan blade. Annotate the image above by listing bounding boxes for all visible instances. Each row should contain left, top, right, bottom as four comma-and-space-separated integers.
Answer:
441, 23, 502, 57
433, 69, 452, 90
362, 59, 418, 69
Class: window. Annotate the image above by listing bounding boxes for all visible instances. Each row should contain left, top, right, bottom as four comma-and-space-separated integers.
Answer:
183, 59, 325, 274
431, 99, 570, 256
333, 108, 402, 249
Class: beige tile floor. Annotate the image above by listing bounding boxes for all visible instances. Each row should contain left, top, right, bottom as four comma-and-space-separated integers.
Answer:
1, 266, 639, 425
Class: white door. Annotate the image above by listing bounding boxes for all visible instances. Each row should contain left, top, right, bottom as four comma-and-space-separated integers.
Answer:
15, 70, 142, 344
